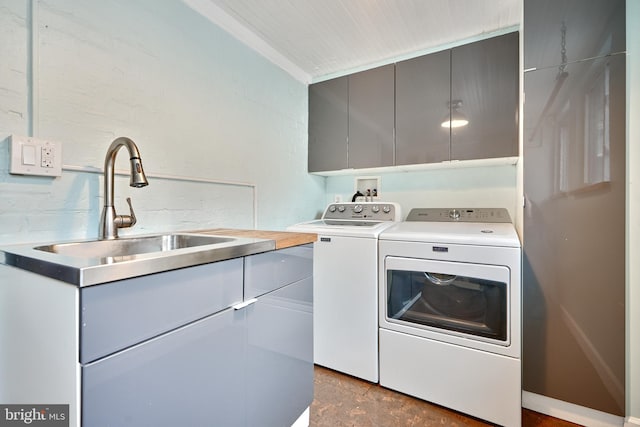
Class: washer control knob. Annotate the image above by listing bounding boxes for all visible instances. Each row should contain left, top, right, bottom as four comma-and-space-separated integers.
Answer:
371, 205, 380, 213
338, 205, 346, 212
328, 205, 336, 212
449, 209, 461, 220
382, 205, 391, 214
353, 204, 363, 213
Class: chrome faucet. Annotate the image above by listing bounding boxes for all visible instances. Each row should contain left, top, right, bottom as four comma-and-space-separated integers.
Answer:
99, 137, 149, 239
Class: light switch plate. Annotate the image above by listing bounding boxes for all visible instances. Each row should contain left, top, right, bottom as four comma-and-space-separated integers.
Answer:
9, 135, 62, 177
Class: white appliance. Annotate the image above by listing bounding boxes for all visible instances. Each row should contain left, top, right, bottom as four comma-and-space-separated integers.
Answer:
378, 208, 521, 427
288, 202, 401, 382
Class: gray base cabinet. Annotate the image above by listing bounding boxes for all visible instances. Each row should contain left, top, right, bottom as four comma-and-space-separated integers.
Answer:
80, 246, 313, 426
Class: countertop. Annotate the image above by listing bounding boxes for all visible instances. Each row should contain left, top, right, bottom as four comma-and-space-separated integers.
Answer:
188, 228, 317, 250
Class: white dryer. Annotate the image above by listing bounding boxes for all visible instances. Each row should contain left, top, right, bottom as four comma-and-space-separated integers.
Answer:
288, 202, 401, 382
378, 208, 521, 426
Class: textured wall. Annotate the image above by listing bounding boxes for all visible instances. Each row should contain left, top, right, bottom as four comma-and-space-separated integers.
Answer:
0, 0, 325, 245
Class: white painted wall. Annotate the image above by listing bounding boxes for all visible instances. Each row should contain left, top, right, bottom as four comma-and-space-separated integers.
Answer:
627, 0, 640, 423
0, 0, 325, 246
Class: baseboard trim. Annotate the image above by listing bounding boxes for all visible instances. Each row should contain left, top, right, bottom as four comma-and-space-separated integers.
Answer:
625, 416, 640, 427
522, 391, 625, 427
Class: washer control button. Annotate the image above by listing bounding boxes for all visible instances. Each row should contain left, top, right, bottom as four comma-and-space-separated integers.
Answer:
382, 205, 391, 214
353, 204, 363, 213
449, 209, 461, 220
338, 205, 346, 212
371, 205, 380, 213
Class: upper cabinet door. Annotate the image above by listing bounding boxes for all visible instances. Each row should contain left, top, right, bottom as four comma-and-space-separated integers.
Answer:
395, 50, 451, 165
451, 32, 519, 161
308, 76, 348, 172
524, 0, 625, 70
348, 64, 395, 169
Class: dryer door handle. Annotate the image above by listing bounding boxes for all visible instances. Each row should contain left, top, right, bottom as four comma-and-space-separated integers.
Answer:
424, 272, 457, 286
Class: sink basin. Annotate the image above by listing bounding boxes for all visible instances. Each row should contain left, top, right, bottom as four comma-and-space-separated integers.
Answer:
34, 234, 235, 259
2, 232, 275, 286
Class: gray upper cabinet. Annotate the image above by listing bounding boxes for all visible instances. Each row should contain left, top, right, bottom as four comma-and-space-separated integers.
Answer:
451, 32, 519, 161
348, 64, 395, 169
308, 65, 394, 172
524, 0, 625, 70
308, 32, 519, 173
395, 50, 450, 165
308, 76, 348, 172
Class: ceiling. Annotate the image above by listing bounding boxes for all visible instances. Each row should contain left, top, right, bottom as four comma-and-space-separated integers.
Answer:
183, 0, 522, 83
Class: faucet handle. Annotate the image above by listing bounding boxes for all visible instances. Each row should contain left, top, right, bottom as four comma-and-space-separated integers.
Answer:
124, 197, 137, 227
114, 197, 137, 229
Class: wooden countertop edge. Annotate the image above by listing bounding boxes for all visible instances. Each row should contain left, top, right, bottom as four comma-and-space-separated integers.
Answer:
185, 228, 317, 250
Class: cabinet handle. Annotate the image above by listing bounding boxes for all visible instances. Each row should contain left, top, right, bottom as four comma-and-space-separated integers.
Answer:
232, 298, 258, 310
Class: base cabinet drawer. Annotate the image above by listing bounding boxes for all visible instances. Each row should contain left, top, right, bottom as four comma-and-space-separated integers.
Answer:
244, 245, 312, 299
80, 258, 243, 364
82, 307, 246, 426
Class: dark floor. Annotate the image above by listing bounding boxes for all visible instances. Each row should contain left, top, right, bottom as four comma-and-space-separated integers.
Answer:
310, 366, 583, 427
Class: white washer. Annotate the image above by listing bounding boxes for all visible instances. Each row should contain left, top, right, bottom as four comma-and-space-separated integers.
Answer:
288, 202, 401, 382
378, 208, 521, 427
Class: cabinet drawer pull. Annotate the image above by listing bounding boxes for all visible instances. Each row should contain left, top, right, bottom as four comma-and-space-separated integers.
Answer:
233, 298, 258, 310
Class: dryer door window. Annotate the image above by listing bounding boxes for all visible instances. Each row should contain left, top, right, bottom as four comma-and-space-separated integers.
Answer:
384, 256, 510, 345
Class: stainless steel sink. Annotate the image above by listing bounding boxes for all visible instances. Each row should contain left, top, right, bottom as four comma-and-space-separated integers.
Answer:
1, 232, 276, 287
34, 234, 234, 259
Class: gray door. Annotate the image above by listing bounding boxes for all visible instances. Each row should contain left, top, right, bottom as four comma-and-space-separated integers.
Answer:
348, 64, 395, 168
308, 76, 348, 172
522, 0, 626, 416
395, 50, 451, 165
451, 32, 519, 161
523, 53, 626, 416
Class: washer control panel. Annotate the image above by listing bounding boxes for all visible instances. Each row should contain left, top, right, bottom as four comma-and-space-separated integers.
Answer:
406, 208, 512, 223
323, 202, 401, 221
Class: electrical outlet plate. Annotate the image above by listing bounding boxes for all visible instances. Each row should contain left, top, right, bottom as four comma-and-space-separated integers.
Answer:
9, 134, 62, 177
